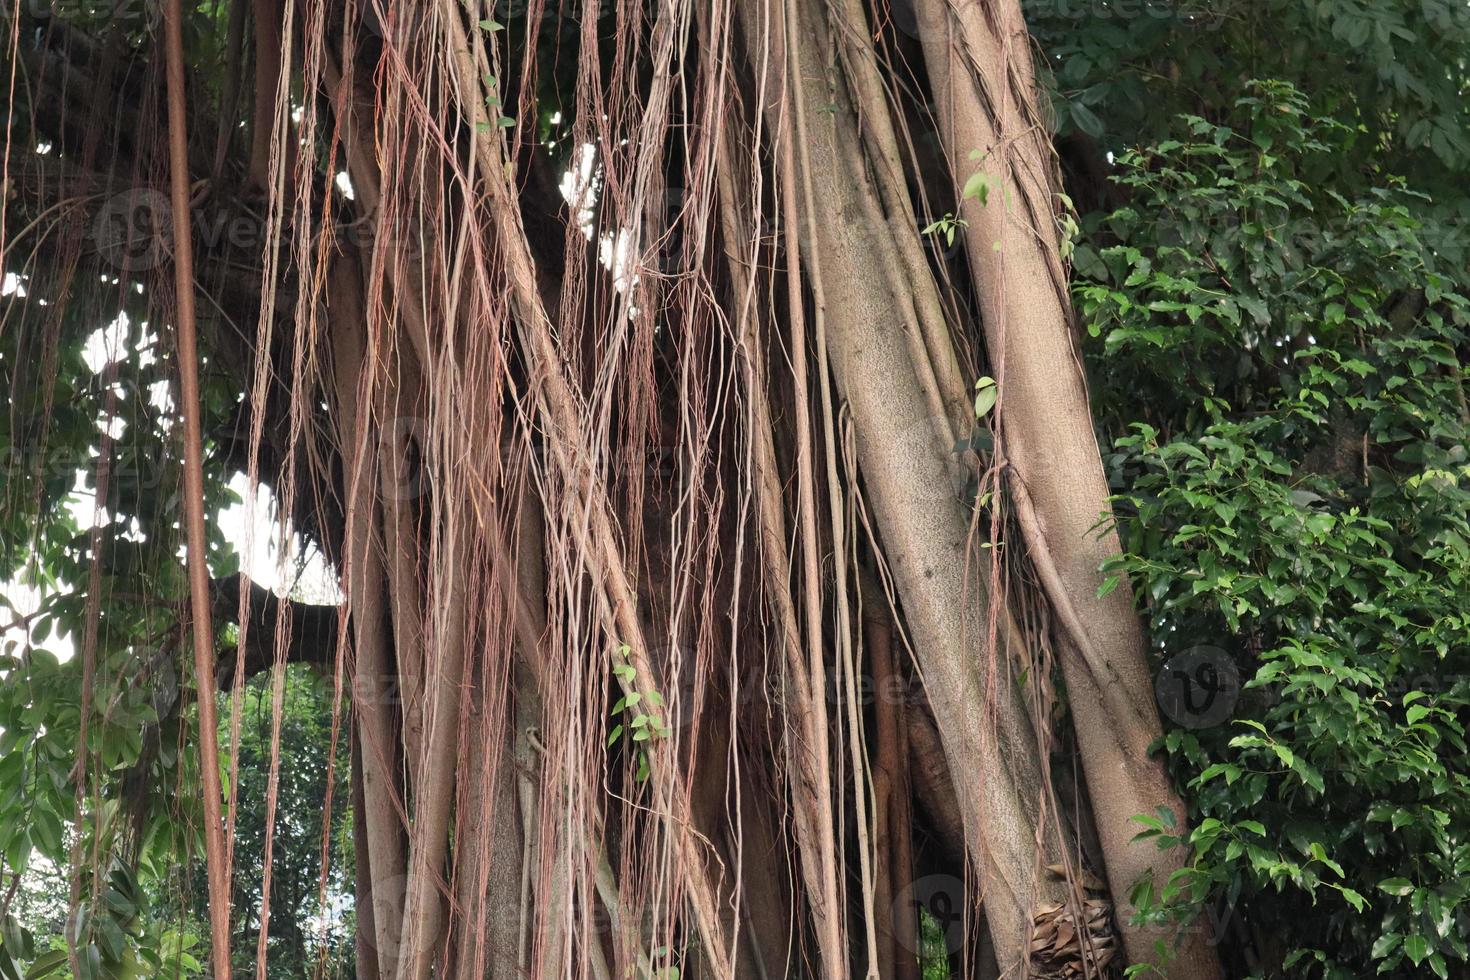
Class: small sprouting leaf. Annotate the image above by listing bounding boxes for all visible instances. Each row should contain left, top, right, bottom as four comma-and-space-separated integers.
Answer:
974, 376, 997, 418
962, 171, 992, 205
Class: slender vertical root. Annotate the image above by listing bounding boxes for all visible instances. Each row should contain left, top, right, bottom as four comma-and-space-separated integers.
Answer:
163, 0, 233, 967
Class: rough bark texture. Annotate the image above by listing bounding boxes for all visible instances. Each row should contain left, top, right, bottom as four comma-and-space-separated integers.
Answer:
328, 256, 408, 979
735, 0, 1072, 969
3, 0, 1231, 974
911, 0, 1223, 972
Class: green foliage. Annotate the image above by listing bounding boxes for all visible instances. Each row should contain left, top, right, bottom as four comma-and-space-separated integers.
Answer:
917, 908, 952, 980
920, 213, 967, 248
1084, 83, 1470, 977
202, 666, 355, 979
608, 644, 671, 784
192, 667, 352, 980
1027, 0, 1470, 198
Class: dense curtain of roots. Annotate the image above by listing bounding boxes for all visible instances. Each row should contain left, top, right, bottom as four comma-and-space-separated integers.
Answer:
0, 0, 1214, 975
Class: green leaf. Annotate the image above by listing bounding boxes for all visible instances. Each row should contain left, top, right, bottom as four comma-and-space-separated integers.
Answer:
3, 832, 28, 877
23, 949, 69, 980
1071, 243, 1109, 282
962, 171, 993, 205
1370, 933, 1401, 959
973, 377, 997, 418
1071, 103, 1104, 138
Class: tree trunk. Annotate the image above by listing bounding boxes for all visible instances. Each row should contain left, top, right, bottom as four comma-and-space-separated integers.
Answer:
911, 0, 1223, 972
734, 0, 1076, 970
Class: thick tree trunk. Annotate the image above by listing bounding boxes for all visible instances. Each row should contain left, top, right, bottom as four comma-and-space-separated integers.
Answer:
734, 0, 1076, 971
328, 255, 408, 980
910, 0, 1223, 972
449, 675, 523, 979
9, 0, 1246, 973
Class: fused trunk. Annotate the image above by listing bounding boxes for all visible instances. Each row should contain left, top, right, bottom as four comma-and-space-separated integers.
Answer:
734, 0, 1077, 969
912, 0, 1223, 972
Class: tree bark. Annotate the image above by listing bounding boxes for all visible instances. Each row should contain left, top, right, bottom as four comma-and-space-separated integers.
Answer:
735, 0, 1074, 969
910, 0, 1223, 972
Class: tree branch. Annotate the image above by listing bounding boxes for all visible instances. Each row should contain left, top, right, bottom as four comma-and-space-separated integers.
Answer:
209, 572, 339, 688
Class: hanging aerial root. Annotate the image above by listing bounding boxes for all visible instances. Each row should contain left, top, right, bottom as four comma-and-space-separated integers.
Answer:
162, 0, 233, 969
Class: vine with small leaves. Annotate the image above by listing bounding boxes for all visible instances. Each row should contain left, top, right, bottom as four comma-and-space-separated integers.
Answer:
607, 644, 671, 783
920, 213, 967, 247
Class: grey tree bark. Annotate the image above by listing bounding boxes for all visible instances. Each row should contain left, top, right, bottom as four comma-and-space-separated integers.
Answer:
910, 0, 1224, 972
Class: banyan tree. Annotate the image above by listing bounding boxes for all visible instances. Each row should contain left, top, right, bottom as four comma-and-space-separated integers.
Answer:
0, 0, 1224, 975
